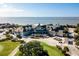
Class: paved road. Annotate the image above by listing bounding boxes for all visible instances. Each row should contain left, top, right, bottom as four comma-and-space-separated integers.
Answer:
68, 28, 79, 56
23, 37, 59, 46
68, 45, 79, 56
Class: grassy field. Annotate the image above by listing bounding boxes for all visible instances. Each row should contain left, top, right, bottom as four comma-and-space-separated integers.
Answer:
0, 40, 20, 56
15, 42, 64, 56
41, 42, 64, 56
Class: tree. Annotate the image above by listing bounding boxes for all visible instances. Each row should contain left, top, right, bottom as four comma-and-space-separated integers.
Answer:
9, 29, 13, 34
63, 27, 69, 37
55, 27, 59, 36
74, 23, 79, 34
62, 46, 69, 56
17, 34, 22, 39
77, 23, 79, 27
63, 27, 68, 33
23, 26, 26, 32
74, 23, 79, 45
19, 41, 49, 56
63, 46, 69, 52
5, 32, 13, 40
75, 40, 79, 46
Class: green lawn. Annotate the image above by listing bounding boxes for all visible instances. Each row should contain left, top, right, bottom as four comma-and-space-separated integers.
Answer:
41, 42, 64, 56
15, 41, 64, 56
0, 40, 20, 56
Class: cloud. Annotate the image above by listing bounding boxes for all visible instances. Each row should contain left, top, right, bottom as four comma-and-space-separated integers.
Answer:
0, 8, 24, 12
0, 7, 25, 17
0, 3, 36, 17
2, 4, 8, 8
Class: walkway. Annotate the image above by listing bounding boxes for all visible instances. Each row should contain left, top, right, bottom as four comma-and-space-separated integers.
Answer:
8, 45, 20, 56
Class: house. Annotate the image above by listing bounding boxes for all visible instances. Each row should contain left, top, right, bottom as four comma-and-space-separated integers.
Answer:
46, 24, 54, 36
67, 32, 74, 38
15, 24, 65, 38
32, 24, 47, 37
46, 24, 64, 37
68, 38, 74, 45
57, 30, 63, 37
67, 32, 74, 45
22, 25, 33, 37
48, 31, 56, 36
46, 24, 53, 31
22, 24, 48, 37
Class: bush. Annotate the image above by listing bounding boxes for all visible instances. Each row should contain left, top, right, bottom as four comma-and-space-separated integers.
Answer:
56, 45, 70, 56
63, 46, 69, 52
0, 38, 10, 42
17, 35, 22, 39
19, 41, 49, 56
5, 34, 13, 40
56, 45, 62, 50
74, 29, 78, 33
62, 46, 69, 56
63, 33, 67, 37
11, 39, 17, 42
19, 40, 25, 44
64, 53, 70, 56
0, 39, 6, 42
62, 50, 66, 54
74, 35, 79, 41
75, 41, 79, 46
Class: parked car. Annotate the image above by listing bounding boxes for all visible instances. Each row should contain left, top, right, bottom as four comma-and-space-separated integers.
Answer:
59, 41, 62, 43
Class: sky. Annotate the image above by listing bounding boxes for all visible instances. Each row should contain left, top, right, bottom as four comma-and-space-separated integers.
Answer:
0, 3, 79, 17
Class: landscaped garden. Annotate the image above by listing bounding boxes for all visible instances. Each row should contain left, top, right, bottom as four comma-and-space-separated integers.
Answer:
15, 41, 64, 56
0, 40, 20, 56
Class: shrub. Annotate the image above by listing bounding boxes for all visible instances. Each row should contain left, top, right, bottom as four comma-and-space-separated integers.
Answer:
19, 41, 49, 56
64, 54, 70, 56
19, 40, 25, 44
74, 29, 78, 33
0, 39, 6, 42
63, 46, 69, 52
75, 41, 79, 46
62, 50, 66, 54
56, 45, 62, 50
17, 35, 22, 39
62, 46, 69, 56
5, 34, 13, 40
11, 39, 17, 42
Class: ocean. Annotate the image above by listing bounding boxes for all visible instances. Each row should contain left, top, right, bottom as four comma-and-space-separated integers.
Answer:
0, 17, 79, 25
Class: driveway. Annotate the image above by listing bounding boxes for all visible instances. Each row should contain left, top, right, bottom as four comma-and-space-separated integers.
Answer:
68, 45, 79, 56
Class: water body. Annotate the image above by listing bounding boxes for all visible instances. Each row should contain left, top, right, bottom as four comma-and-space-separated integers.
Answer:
0, 17, 79, 25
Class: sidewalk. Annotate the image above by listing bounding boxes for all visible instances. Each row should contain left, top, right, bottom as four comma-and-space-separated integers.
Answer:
8, 45, 20, 56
